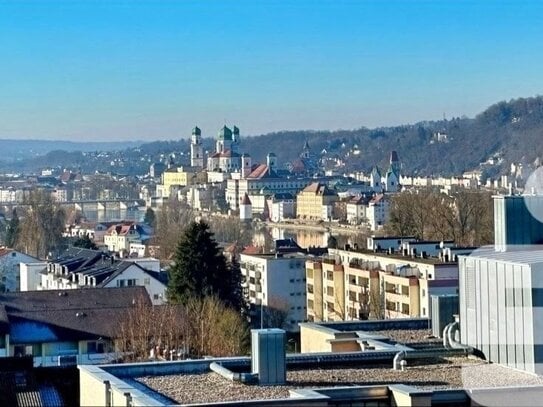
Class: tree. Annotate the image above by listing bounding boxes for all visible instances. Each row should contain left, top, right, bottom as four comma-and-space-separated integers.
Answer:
116, 294, 249, 361
16, 191, 66, 258
4, 209, 19, 248
73, 235, 98, 250
167, 221, 242, 309
327, 235, 338, 249
153, 198, 194, 260
144, 208, 156, 228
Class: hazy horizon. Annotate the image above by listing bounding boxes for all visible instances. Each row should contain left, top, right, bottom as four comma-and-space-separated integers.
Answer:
1, 0, 542, 141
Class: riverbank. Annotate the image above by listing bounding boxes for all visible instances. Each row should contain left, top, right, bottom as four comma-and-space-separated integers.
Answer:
264, 220, 366, 236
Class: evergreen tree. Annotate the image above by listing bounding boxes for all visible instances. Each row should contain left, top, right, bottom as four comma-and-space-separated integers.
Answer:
144, 207, 156, 228
5, 209, 19, 248
168, 221, 241, 308
73, 235, 98, 250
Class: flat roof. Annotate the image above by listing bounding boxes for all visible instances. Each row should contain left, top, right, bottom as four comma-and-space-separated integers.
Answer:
331, 248, 457, 266
461, 246, 543, 266
136, 359, 543, 405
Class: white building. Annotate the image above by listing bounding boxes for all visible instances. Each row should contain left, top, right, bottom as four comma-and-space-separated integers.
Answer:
39, 258, 167, 305
240, 252, 309, 332
346, 196, 368, 225
239, 193, 253, 221
366, 194, 390, 231
0, 249, 40, 293
267, 193, 296, 222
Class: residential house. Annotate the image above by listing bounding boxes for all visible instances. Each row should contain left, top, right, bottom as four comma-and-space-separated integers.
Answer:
37, 248, 166, 305
0, 286, 149, 366
103, 222, 151, 255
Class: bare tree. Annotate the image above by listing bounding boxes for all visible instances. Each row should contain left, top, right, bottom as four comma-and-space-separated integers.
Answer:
261, 296, 290, 329
153, 198, 195, 260
16, 190, 66, 258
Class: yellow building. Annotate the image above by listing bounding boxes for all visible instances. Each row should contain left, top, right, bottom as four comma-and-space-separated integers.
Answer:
296, 182, 337, 220
382, 272, 420, 318
306, 246, 459, 322
307, 257, 381, 322
159, 166, 200, 198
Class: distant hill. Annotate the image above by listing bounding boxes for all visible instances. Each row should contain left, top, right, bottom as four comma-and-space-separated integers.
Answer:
234, 95, 543, 177
0, 139, 142, 162
3, 96, 543, 177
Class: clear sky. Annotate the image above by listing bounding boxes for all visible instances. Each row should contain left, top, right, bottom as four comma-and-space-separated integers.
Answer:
1, 0, 542, 141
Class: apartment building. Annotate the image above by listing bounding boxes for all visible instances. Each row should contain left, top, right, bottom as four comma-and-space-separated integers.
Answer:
240, 252, 309, 332
307, 243, 465, 322
0, 287, 148, 366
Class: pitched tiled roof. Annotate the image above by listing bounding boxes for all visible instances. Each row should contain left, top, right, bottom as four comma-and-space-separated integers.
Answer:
370, 193, 386, 204
302, 182, 335, 196
241, 193, 252, 205
247, 164, 279, 179
209, 149, 240, 159
0, 286, 149, 339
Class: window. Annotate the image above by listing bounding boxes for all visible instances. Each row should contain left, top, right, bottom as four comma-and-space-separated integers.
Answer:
153, 294, 159, 300
127, 279, 137, 286
117, 280, 125, 287
87, 341, 105, 354
422, 289, 426, 297
144, 278, 150, 285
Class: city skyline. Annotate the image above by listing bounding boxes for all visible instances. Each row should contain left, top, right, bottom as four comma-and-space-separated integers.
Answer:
1, 0, 542, 141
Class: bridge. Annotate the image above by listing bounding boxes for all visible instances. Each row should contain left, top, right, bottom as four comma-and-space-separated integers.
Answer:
1, 199, 146, 213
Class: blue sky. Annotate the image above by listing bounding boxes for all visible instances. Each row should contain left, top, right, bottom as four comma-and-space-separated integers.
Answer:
0, 0, 542, 141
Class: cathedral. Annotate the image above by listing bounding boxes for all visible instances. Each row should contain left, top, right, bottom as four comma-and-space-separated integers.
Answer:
190, 125, 243, 173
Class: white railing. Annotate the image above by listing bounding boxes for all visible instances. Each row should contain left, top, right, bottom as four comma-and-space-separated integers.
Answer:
31, 352, 120, 367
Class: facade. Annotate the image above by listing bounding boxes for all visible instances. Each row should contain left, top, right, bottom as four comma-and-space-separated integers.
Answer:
296, 182, 337, 220
0, 286, 149, 366
307, 246, 461, 322
240, 252, 308, 332
226, 165, 309, 213
159, 166, 198, 198
103, 222, 149, 254
346, 195, 368, 225
268, 193, 296, 222
366, 194, 390, 231
0, 249, 40, 293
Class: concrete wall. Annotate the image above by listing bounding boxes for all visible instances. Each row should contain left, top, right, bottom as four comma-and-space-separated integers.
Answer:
300, 324, 334, 353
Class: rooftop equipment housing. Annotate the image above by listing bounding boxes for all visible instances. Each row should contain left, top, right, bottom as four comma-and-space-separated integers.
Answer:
251, 328, 286, 385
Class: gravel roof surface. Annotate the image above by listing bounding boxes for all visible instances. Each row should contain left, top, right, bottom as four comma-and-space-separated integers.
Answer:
137, 357, 543, 405
372, 329, 441, 344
